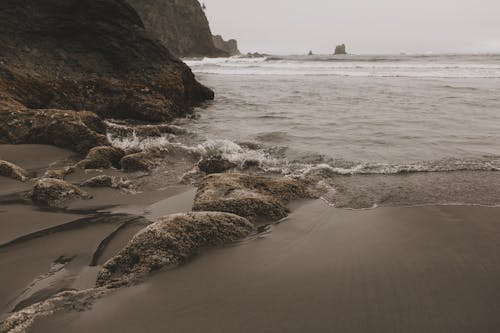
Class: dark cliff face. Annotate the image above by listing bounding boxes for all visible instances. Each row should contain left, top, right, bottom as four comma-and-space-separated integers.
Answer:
0, 0, 214, 152
127, 0, 228, 57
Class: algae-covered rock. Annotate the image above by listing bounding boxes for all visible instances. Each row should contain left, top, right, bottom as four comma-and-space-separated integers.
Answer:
120, 149, 162, 172
96, 212, 254, 286
41, 167, 76, 180
77, 146, 125, 169
0, 107, 108, 154
197, 156, 237, 174
0, 160, 29, 181
80, 175, 132, 189
31, 178, 92, 207
193, 173, 314, 221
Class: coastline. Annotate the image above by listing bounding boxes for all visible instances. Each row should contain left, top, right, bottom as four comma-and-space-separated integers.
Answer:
28, 200, 500, 333
1, 2, 500, 332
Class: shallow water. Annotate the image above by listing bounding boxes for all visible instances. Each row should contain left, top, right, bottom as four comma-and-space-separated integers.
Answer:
185, 54, 500, 164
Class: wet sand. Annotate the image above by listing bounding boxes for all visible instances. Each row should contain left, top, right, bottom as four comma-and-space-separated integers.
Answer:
30, 200, 500, 333
0, 144, 197, 323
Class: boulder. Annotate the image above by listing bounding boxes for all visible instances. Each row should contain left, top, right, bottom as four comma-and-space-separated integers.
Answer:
42, 167, 75, 180
107, 123, 187, 139
80, 175, 132, 189
334, 44, 347, 55
78, 111, 107, 134
0, 160, 29, 181
120, 149, 162, 172
77, 146, 125, 169
0, 107, 108, 154
198, 156, 237, 174
193, 173, 314, 221
31, 178, 92, 207
96, 212, 254, 286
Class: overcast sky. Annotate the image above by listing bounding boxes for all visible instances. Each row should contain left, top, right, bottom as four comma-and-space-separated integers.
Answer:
202, 0, 500, 54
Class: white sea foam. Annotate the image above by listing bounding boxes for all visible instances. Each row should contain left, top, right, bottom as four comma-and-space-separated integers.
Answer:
184, 55, 500, 78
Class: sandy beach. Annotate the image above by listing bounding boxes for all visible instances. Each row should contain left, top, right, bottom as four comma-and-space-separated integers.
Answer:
26, 200, 500, 333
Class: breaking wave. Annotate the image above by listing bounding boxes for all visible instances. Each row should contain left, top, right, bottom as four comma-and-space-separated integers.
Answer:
184, 54, 500, 78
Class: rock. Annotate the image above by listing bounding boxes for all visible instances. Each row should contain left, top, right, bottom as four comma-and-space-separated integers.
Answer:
107, 123, 187, 139
334, 44, 347, 55
0, 0, 214, 144
78, 111, 107, 135
42, 167, 75, 180
80, 175, 114, 188
308, 50, 313, 56
31, 178, 92, 208
77, 146, 125, 169
128, 0, 228, 57
198, 156, 237, 174
0, 160, 29, 181
96, 212, 254, 287
0, 288, 110, 333
120, 149, 162, 172
80, 175, 132, 189
242, 159, 261, 170
245, 52, 269, 58
193, 173, 314, 221
0, 107, 109, 154
212, 35, 241, 56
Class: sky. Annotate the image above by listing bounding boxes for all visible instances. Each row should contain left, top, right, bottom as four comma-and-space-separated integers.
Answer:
202, 0, 500, 54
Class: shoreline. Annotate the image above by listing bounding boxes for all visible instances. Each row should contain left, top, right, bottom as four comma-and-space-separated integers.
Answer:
28, 200, 500, 333
2, 142, 500, 332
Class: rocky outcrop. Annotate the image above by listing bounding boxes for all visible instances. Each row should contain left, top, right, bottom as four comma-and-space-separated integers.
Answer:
193, 173, 316, 222
0, 106, 108, 154
80, 175, 132, 189
42, 167, 75, 180
334, 44, 347, 55
0, 288, 110, 333
0, 0, 214, 152
0, 160, 29, 181
31, 178, 92, 207
127, 0, 228, 57
120, 148, 163, 172
212, 35, 240, 56
197, 156, 237, 174
96, 212, 254, 286
77, 146, 126, 170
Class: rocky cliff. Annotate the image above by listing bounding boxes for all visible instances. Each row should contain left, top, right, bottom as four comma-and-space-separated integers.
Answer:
212, 35, 240, 56
127, 0, 228, 57
0, 0, 213, 153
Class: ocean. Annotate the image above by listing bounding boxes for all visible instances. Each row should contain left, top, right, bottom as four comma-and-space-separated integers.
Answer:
112, 54, 500, 208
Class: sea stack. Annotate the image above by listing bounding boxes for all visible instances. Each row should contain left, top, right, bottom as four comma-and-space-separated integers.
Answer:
334, 43, 347, 55
212, 35, 241, 56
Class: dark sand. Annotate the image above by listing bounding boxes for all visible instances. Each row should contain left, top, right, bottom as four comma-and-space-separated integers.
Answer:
30, 200, 500, 333
0, 144, 197, 323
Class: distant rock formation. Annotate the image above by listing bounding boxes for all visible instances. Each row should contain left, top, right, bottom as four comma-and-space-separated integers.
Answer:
127, 0, 229, 57
335, 44, 347, 55
0, 0, 214, 153
308, 50, 314, 56
212, 35, 241, 56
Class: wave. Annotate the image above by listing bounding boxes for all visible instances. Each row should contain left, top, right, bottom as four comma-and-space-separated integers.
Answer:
184, 54, 500, 78
107, 124, 500, 176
